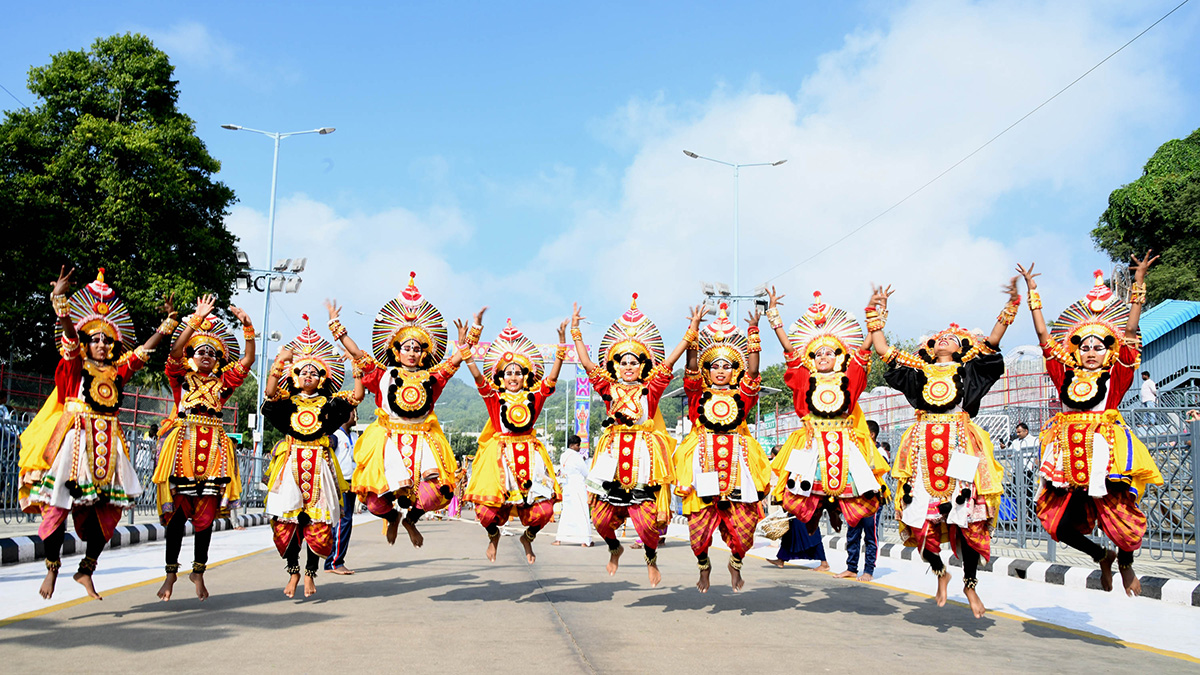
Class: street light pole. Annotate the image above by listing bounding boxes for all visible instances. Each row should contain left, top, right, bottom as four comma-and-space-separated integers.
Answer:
683, 150, 786, 315
222, 124, 335, 468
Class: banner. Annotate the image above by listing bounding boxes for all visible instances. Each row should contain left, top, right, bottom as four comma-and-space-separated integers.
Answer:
574, 363, 591, 450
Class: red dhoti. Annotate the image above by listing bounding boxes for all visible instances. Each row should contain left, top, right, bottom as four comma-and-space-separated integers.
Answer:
590, 499, 662, 550
1036, 488, 1147, 552
687, 502, 762, 558
475, 500, 555, 530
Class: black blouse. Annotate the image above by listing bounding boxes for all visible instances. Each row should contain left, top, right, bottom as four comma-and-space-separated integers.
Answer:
261, 394, 355, 443
884, 352, 1004, 416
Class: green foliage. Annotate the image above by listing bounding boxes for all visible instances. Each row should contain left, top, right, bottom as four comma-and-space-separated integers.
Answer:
1092, 127, 1200, 304
0, 33, 238, 372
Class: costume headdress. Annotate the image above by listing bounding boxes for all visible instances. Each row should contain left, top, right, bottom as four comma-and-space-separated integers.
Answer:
482, 319, 544, 388
598, 293, 666, 369
58, 268, 137, 359
285, 315, 345, 390
697, 303, 748, 384
174, 313, 240, 366
371, 272, 448, 366
917, 323, 987, 364
788, 292, 863, 372
1050, 270, 1130, 367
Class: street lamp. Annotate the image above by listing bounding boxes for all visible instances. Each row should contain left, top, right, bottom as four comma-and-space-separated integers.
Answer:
683, 150, 786, 315
223, 124, 335, 467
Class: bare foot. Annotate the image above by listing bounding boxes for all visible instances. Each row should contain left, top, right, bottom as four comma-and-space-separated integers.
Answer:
520, 534, 537, 564
486, 533, 501, 562
39, 568, 59, 599
857, 573, 874, 582
814, 561, 830, 572
834, 570, 856, 579
385, 518, 400, 545
964, 586, 986, 618
935, 573, 950, 607
729, 563, 745, 592
1099, 549, 1117, 592
156, 572, 177, 601
697, 567, 711, 593
1119, 565, 1141, 597
284, 573, 300, 598
73, 573, 102, 600
402, 518, 424, 548
768, 558, 786, 568
303, 574, 317, 598
606, 545, 625, 576
631, 541, 643, 550
327, 565, 355, 575
191, 572, 209, 601
647, 562, 662, 587
551, 540, 562, 546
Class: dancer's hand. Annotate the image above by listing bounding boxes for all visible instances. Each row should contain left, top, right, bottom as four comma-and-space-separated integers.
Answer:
1015, 263, 1040, 291
195, 293, 217, 318
160, 292, 177, 318
687, 305, 709, 327
325, 299, 342, 321
571, 303, 586, 329
557, 319, 569, 343
869, 284, 893, 310
230, 306, 252, 326
454, 318, 469, 344
1002, 276, 1020, 302
52, 266, 75, 296
745, 309, 762, 330
473, 306, 488, 326
1131, 250, 1159, 283
766, 286, 784, 310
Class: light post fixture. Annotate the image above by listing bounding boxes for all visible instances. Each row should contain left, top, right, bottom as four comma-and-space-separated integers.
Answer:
223, 124, 335, 467
683, 150, 786, 315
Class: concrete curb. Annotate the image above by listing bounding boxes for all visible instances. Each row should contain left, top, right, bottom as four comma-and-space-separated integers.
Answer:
0, 513, 270, 566
821, 533, 1200, 607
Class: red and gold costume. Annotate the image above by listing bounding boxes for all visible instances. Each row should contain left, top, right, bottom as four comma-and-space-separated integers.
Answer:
1034, 272, 1162, 569
771, 293, 889, 531
465, 321, 561, 537
152, 314, 248, 535
262, 320, 354, 577
585, 295, 676, 559
674, 306, 771, 570
352, 273, 464, 525
884, 324, 1005, 584
18, 270, 150, 578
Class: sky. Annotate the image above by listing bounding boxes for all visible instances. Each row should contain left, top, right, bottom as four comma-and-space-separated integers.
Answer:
5, 0, 1200, 371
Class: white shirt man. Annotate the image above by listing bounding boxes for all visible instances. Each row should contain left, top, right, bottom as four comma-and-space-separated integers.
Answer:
1140, 372, 1157, 405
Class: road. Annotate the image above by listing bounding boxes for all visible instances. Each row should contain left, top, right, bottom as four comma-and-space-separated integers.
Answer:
0, 518, 1196, 673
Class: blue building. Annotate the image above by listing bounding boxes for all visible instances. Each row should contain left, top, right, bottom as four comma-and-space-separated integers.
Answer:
1123, 299, 1200, 405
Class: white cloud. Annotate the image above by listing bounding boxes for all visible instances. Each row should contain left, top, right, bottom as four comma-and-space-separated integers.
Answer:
148, 22, 240, 72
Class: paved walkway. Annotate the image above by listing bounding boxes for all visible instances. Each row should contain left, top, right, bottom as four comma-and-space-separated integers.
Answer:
0, 518, 1197, 672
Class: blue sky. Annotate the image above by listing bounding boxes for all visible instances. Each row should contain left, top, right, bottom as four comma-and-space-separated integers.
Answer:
5, 1, 1200, 368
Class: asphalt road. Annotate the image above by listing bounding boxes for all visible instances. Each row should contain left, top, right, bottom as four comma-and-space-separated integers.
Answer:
0, 519, 1195, 674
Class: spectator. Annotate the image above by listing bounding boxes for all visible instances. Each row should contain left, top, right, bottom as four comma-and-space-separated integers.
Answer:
836, 420, 882, 582
554, 435, 594, 547
325, 408, 359, 575
1140, 372, 1157, 425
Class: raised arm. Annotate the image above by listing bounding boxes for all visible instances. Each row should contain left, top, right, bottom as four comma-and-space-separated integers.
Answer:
763, 286, 791, 353
1126, 250, 1158, 339
866, 284, 893, 357
349, 357, 366, 404
1016, 263, 1050, 345
457, 318, 485, 384
570, 303, 597, 372
230, 305, 256, 371
448, 306, 487, 368
264, 347, 292, 399
139, 292, 177, 354
745, 309, 762, 378
325, 299, 367, 360
663, 305, 706, 370
171, 293, 216, 360
546, 319, 568, 383
50, 267, 78, 344
986, 276, 1021, 348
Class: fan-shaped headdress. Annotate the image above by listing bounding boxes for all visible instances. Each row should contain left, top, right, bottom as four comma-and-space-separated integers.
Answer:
788, 292, 863, 372
371, 272, 448, 366
285, 315, 345, 390
916, 323, 988, 364
174, 313, 240, 366
697, 303, 748, 384
57, 268, 137, 360
598, 293, 666, 369
1050, 270, 1130, 367
482, 319, 544, 388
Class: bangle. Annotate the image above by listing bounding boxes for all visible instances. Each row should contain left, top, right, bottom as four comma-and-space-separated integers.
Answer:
1027, 291, 1042, 311
157, 317, 180, 335
555, 346, 567, 360
1130, 281, 1147, 305
51, 293, 70, 318
270, 361, 286, 379
997, 296, 1020, 326
242, 325, 256, 340
466, 324, 483, 345
747, 326, 760, 335
187, 314, 204, 331
683, 327, 699, 344
327, 319, 347, 340
765, 307, 783, 330
458, 344, 474, 362
570, 327, 583, 342
864, 306, 885, 333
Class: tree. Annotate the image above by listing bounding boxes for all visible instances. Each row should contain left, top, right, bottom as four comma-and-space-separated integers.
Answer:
0, 33, 238, 372
1092, 127, 1200, 304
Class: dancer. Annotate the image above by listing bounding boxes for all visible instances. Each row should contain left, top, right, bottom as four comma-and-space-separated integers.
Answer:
869, 280, 1016, 618
554, 435, 594, 547
262, 317, 363, 598
571, 296, 697, 586
463, 319, 565, 563
1018, 256, 1163, 596
19, 267, 171, 599
768, 289, 889, 558
153, 294, 255, 601
674, 304, 771, 593
330, 273, 482, 548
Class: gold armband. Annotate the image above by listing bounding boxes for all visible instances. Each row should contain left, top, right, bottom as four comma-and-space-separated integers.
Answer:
157, 317, 180, 336
683, 327, 699, 344
555, 346, 568, 360
327, 319, 347, 340
51, 293, 70, 318
997, 296, 1020, 326
1027, 291, 1042, 311
466, 324, 483, 346
242, 325, 256, 340
570, 327, 583, 342
765, 307, 783, 330
187, 314, 205, 330
1130, 281, 1146, 305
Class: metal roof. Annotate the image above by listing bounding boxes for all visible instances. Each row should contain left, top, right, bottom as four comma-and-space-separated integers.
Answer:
1139, 299, 1200, 344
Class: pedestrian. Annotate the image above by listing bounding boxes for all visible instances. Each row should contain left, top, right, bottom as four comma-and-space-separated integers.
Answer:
768, 516, 829, 571
1140, 371, 1157, 425
326, 408, 359, 575
553, 434, 594, 547
835, 419, 883, 582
